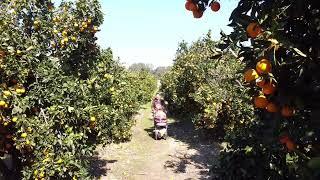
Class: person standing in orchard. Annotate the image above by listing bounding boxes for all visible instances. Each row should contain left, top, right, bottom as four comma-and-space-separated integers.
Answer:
151, 94, 168, 114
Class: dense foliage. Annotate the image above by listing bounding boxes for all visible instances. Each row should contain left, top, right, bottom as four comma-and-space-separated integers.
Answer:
0, 0, 156, 179
161, 33, 255, 138
127, 70, 157, 104
180, 0, 320, 179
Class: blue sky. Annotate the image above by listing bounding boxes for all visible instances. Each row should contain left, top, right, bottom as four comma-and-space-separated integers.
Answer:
54, 0, 239, 67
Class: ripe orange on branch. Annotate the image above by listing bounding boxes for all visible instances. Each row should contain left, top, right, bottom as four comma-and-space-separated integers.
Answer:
193, 10, 203, 19
279, 134, 289, 144
185, 1, 192, 11
185, 1, 197, 11
246, 22, 263, 38
285, 139, 296, 151
281, 106, 295, 117
0, 50, 5, 58
244, 69, 259, 82
211, 1, 220, 12
262, 82, 276, 95
0, 100, 7, 107
256, 59, 272, 74
266, 102, 278, 112
254, 95, 268, 108
256, 78, 266, 88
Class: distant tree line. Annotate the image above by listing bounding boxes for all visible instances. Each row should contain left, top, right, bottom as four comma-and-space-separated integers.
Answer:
128, 63, 171, 79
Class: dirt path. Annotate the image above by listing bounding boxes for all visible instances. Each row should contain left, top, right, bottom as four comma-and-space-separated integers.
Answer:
91, 105, 220, 180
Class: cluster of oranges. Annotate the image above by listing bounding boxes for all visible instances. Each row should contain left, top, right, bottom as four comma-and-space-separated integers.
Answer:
244, 22, 296, 151
50, 16, 99, 49
244, 59, 295, 117
0, 47, 32, 154
0, 82, 26, 108
14, 126, 34, 157
185, 0, 220, 19
78, 18, 99, 34
0, 82, 26, 110
279, 134, 296, 152
0, 80, 30, 155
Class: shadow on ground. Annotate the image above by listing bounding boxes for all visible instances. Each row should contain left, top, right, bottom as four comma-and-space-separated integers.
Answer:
145, 116, 221, 179
88, 152, 117, 178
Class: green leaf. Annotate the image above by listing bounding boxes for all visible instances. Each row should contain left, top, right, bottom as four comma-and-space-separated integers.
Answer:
244, 146, 253, 154
68, 106, 75, 112
12, 106, 23, 114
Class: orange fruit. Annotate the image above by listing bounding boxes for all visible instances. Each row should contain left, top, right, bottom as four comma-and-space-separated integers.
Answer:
71, 36, 77, 42
244, 69, 259, 82
211, 1, 220, 12
82, 21, 88, 28
185, 1, 197, 11
266, 102, 278, 112
11, 79, 18, 84
256, 59, 272, 74
62, 30, 68, 37
33, 20, 40, 26
286, 140, 296, 151
192, 10, 203, 18
12, 117, 18, 122
90, 116, 96, 122
21, 133, 27, 138
246, 22, 263, 38
0, 50, 5, 58
262, 82, 276, 95
279, 135, 289, 144
185, 1, 192, 11
256, 78, 265, 88
60, 39, 65, 45
53, 17, 59, 23
39, 172, 45, 178
281, 106, 295, 117
188, 2, 198, 11
254, 95, 268, 108
0, 100, 6, 107
87, 18, 92, 25
27, 127, 32, 133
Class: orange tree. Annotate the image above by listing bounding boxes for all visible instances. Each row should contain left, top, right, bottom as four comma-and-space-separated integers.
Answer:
132, 71, 157, 103
183, 0, 320, 179
160, 32, 255, 139
127, 64, 159, 96
0, 0, 156, 179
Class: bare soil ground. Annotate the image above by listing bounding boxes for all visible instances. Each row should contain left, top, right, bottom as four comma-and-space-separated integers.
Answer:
90, 106, 221, 180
